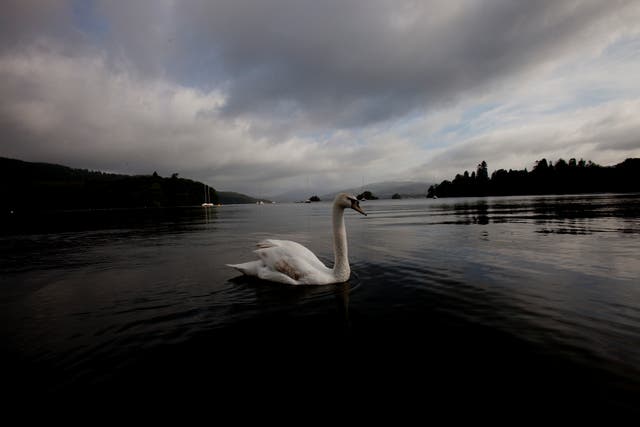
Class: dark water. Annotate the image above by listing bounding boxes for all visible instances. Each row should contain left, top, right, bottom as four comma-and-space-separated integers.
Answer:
2, 194, 640, 415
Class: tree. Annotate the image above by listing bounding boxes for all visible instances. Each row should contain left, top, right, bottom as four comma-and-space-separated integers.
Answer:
555, 158, 568, 170
533, 158, 548, 173
357, 190, 378, 200
477, 161, 489, 183
309, 195, 320, 202
392, 193, 402, 199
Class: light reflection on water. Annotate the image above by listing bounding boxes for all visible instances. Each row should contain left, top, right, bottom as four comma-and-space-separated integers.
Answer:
1, 193, 639, 411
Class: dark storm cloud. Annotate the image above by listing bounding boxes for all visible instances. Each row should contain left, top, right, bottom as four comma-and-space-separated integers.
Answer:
3, 0, 637, 131
0, 0, 71, 49
156, 0, 635, 129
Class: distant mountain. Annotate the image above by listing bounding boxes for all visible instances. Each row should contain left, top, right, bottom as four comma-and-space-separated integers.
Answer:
321, 181, 432, 200
266, 188, 316, 203
0, 157, 261, 210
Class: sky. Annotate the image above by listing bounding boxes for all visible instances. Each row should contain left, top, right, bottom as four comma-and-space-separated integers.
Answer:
1, 0, 640, 197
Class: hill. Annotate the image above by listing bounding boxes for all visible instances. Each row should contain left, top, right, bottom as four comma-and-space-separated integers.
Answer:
0, 157, 259, 210
217, 191, 269, 204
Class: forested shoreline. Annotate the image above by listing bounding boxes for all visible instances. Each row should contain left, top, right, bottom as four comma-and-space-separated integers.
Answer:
0, 157, 264, 210
428, 158, 640, 198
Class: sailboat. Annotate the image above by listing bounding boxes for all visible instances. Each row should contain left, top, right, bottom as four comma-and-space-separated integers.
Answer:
202, 184, 214, 207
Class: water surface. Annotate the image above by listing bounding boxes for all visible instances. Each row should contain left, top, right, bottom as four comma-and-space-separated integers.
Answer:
2, 194, 639, 414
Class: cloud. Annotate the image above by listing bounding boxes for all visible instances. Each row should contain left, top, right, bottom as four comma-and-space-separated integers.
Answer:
0, 46, 424, 194
0, 0, 73, 50
412, 98, 640, 180
40, 0, 637, 132
161, 0, 640, 131
0, 48, 201, 167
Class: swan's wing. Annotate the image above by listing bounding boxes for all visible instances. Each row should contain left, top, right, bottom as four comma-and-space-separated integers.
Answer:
255, 239, 332, 283
256, 239, 327, 267
255, 239, 328, 270
228, 239, 332, 285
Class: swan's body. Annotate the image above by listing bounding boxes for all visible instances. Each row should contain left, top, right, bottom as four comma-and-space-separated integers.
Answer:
227, 193, 366, 285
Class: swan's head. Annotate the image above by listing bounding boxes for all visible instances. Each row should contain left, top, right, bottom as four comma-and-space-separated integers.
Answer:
334, 193, 367, 216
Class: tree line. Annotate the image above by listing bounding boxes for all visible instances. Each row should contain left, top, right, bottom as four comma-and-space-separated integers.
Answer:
427, 158, 640, 198
1, 157, 218, 210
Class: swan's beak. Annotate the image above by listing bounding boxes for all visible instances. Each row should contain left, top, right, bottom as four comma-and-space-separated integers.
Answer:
352, 202, 367, 216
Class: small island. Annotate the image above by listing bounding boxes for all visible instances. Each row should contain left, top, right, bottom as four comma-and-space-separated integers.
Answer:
357, 190, 379, 200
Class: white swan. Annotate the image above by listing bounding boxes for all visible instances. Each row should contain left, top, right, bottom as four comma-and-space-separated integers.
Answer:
227, 193, 367, 285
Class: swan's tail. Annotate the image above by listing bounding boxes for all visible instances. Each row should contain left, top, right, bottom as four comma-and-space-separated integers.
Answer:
226, 261, 262, 276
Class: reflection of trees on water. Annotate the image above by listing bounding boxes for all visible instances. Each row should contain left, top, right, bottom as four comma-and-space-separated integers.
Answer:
431, 194, 640, 234
529, 195, 640, 234
454, 200, 489, 225
431, 200, 492, 225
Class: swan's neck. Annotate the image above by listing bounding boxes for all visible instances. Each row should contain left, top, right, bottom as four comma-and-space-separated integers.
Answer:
332, 205, 350, 282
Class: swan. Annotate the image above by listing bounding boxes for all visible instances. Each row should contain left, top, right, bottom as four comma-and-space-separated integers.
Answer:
227, 193, 367, 285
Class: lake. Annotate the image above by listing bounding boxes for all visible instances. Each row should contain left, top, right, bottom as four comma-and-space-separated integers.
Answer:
2, 194, 639, 415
